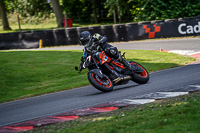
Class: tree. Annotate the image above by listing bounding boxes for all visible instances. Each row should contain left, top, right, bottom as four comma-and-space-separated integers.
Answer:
0, 0, 11, 30
92, 0, 98, 23
63, 0, 96, 23
7, 0, 52, 17
129, 0, 200, 21
104, 0, 129, 23
50, 0, 64, 27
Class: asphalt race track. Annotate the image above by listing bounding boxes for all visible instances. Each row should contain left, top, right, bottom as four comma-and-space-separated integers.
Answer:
0, 37, 200, 127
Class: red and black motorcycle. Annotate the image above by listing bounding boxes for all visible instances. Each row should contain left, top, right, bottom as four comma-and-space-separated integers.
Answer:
75, 51, 149, 92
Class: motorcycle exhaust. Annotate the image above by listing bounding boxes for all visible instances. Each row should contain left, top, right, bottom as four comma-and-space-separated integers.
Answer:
122, 75, 132, 81
113, 77, 121, 84
113, 75, 131, 85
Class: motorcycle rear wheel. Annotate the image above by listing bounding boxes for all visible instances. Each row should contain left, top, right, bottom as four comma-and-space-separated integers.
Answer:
88, 72, 113, 92
129, 61, 149, 84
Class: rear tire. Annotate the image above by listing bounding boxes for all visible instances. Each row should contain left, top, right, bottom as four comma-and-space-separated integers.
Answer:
88, 72, 113, 92
129, 61, 149, 84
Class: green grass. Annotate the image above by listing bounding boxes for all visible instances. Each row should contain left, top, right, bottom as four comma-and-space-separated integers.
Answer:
0, 23, 58, 33
0, 13, 115, 33
50, 92, 200, 133
0, 50, 196, 103
0, 22, 114, 33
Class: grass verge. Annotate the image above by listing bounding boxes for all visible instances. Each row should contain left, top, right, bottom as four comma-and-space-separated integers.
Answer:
26, 91, 200, 133
0, 22, 114, 34
0, 50, 196, 103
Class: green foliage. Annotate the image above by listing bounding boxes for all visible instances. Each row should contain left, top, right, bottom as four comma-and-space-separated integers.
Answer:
63, 0, 92, 21
104, 0, 132, 22
129, 0, 200, 21
2, 0, 200, 30
104, 0, 129, 17
5, 0, 52, 17
62, 0, 107, 23
1, 0, 56, 27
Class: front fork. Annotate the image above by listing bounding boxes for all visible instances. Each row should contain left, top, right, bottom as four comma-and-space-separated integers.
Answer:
89, 56, 106, 79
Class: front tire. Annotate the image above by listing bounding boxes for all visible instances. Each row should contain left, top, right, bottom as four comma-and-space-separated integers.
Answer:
88, 72, 113, 92
129, 61, 149, 84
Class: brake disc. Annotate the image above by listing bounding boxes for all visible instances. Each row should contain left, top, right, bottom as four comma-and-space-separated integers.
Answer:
95, 75, 109, 86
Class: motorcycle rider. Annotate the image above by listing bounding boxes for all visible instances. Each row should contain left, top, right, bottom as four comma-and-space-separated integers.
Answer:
79, 31, 134, 82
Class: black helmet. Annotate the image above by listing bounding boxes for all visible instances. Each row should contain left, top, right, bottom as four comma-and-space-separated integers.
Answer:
79, 31, 92, 48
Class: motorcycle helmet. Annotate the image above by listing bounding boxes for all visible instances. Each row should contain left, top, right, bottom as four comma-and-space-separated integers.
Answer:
79, 31, 93, 49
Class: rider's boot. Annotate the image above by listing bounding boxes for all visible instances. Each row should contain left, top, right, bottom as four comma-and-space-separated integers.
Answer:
110, 70, 121, 83
118, 55, 133, 71
110, 70, 131, 84
118, 55, 143, 73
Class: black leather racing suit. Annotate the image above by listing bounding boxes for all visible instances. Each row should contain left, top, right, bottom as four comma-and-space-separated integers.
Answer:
83, 33, 119, 59
82, 33, 132, 82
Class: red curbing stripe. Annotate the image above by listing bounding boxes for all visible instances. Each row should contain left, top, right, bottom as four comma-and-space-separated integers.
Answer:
0, 106, 119, 132
191, 53, 200, 59
2, 126, 34, 132
90, 107, 118, 112
36, 115, 79, 126
50, 116, 79, 121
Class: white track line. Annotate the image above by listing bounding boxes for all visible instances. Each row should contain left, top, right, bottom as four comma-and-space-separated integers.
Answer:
168, 50, 200, 57
115, 92, 188, 105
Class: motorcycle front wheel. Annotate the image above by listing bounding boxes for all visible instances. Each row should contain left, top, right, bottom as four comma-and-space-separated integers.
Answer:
129, 61, 149, 84
88, 72, 113, 92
